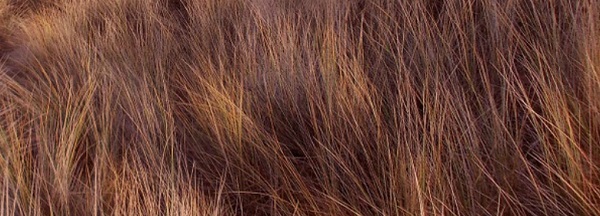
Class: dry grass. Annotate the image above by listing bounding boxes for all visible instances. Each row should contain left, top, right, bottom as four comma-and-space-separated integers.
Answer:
0, 0, 599, 215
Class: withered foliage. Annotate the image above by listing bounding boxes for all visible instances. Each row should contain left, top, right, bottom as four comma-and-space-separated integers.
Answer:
1, 0, 599, 215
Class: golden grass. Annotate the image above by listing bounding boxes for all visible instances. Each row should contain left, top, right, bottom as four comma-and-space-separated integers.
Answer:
1, 0, 599, 215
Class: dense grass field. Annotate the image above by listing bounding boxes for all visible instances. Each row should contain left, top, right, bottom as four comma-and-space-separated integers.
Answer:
1, 0, 599, 215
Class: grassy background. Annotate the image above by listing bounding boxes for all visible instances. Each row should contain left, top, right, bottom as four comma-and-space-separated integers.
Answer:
1, 0, 599, 215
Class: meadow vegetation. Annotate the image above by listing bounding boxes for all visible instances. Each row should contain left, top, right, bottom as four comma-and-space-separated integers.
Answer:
0, 0, 599, 215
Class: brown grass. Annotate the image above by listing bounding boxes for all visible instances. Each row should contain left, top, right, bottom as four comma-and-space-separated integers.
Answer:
1, 0, 599, 215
